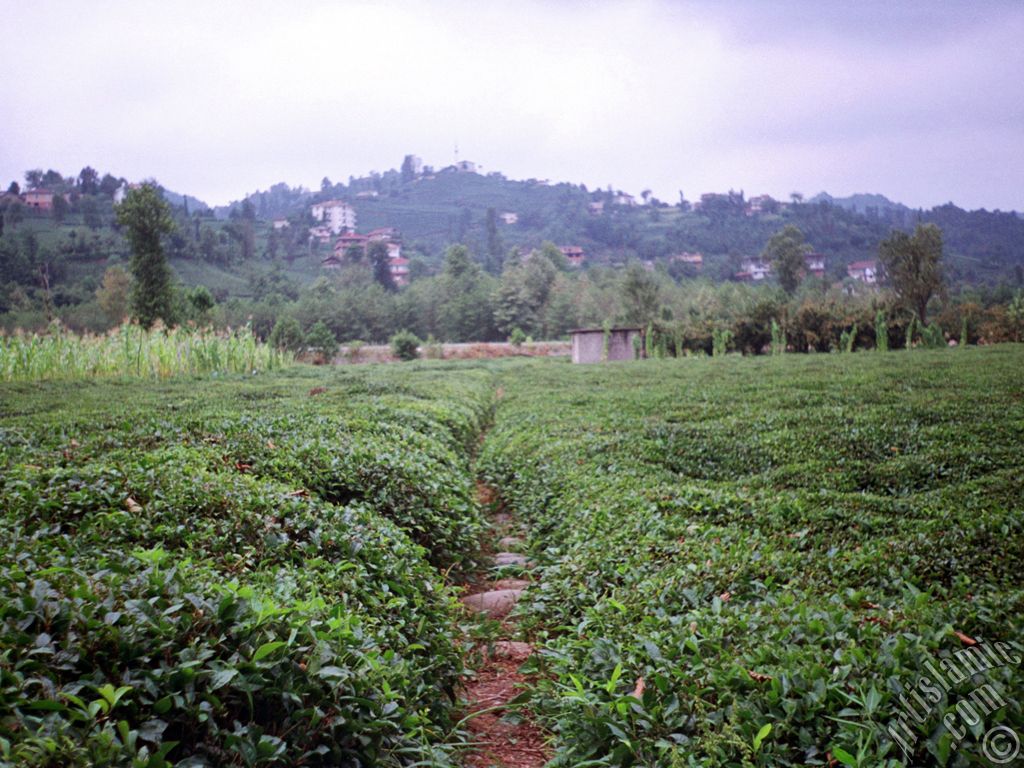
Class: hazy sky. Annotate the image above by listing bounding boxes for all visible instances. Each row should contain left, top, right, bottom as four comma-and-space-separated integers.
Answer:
3, 0, 1023, 210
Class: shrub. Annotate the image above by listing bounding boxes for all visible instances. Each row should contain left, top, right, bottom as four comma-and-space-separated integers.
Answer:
508, 327, 527, 347
390, 330, 421, 361
305, 321, 338, 363
346, 339, 365, 361
268, 316, 304, 352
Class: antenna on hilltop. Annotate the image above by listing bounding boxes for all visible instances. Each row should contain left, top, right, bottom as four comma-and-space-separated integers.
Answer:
454, 142, 459, 163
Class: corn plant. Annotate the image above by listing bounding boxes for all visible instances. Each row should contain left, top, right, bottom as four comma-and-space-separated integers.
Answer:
0, 322, 290, 382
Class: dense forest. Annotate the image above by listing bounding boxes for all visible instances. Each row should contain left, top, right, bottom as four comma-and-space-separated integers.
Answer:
1, 161, 1023, 351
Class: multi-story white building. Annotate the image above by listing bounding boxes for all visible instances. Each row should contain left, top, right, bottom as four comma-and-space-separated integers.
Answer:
310, 200, 356, 234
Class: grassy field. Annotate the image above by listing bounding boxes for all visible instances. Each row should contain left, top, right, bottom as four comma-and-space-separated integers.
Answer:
480, 346, 1024, 766
1, 346, 1022, 766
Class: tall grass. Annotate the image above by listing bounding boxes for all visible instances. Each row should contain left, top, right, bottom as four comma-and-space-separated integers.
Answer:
0, 323, 291, 381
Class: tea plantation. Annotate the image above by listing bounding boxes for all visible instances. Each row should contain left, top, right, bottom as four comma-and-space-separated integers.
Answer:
2, 346, 1023, 767
0, 365, 493, 766
479, 346, 1024, 766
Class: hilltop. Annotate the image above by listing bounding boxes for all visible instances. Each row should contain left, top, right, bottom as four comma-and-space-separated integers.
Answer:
2, 160, 1023, 337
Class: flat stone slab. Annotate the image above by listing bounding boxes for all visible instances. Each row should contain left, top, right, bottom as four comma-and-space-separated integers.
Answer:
492, 578, 532, 591
461, 589, 523, 619
487, 640, 533, 660
492, 552, 530, 567
497, 536, 524, 550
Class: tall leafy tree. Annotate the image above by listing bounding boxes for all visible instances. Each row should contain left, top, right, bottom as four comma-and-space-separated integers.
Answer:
762, 224, 811, 295
620, 262, 660, 326
116, 183, 175, 327
878, 223, 944, 325
436, 245, 496, 341
368, 240, 396, 291
77, 166, 99, 195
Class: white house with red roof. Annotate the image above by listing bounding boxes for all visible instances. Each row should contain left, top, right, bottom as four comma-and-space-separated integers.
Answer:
847, 260, 878, 284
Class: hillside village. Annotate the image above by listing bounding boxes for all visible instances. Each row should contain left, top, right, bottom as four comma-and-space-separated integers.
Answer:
1, 157, 1022, 348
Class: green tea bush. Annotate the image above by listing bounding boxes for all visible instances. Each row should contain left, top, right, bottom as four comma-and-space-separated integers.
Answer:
479, 349, 1024, 766
0, 365, 494, 766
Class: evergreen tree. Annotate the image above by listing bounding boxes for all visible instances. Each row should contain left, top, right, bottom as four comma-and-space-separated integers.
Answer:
116, 183, 175, 328
368, 240, 396, 291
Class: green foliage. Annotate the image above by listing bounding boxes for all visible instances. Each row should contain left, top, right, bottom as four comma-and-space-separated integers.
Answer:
479, 347, 1024, 766
304, 320, 338, 362
712, 327, 733, 356
268, 316, 304, 353
762, 224, 811, 294
620, 262, 660, 326
878, 223, 944, 325
875, 310, 889, 352
435, 245, 496, 341
771, 318, 787, 355
96, 266, 132, 324
186, 285, 215, 322
508, 327, 527, 347
368, 240, 396, 291
390, 329, 421, 361
0, 323, 287, 381
921, 321, 946, 348
0, 365, 493, 765
905, 314, 917, 350
116, 184, 176, 328
1006, 290, 1024, 341
840, 322, 858, 353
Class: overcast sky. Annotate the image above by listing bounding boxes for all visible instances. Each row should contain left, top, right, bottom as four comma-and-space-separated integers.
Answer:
3, 0, 1023, 210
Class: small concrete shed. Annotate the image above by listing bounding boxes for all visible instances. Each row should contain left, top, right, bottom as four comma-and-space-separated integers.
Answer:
570, 327, 645, 364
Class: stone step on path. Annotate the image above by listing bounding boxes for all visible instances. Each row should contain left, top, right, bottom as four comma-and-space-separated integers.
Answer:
460, 483, 549, 768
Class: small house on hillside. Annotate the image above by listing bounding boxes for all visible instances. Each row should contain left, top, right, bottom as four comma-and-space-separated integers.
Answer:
847, 260, 878, 284
804, 252, 826, 277
560, 245, 585, 267
736, 257, 771, 282
389, 256, 410, 286
570, 327, 646, 364
671, 252, 704, 267
24, 190, 54, 210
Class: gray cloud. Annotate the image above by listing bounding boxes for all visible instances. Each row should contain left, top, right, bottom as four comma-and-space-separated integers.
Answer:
1, 0, 1021, 210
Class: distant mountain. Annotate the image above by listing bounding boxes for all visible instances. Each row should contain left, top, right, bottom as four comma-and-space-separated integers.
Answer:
809, 191, 909, 215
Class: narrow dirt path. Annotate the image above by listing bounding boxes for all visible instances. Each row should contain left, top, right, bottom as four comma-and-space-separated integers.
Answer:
459, 482, 550, 768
